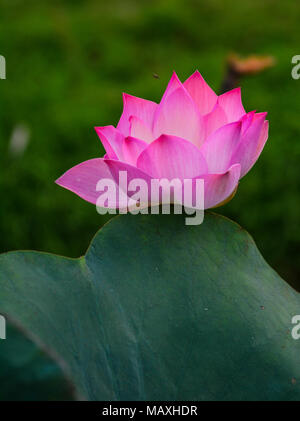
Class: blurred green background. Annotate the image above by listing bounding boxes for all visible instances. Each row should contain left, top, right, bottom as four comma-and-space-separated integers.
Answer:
0, 0, 299, 289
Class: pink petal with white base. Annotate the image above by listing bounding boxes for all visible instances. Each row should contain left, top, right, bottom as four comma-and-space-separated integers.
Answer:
122, 136, 148, 166
194, 163, 241, 209
137, 134, 208, 179
117, 93, 157, 136
55, 158, 123, 206
254, 119, 269, 161
201, 121, 242, 173
203, 102, 228, 140
184, 70, 217, 115
129, 115, 153, 143
95, 126, 124, 160
240, 110, 256, 134
230, 112, 268, 177
218, 87, 246, 122
153, 86, 205, 146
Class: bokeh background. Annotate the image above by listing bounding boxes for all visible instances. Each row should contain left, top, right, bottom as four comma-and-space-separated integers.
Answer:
0, 0, 299, 292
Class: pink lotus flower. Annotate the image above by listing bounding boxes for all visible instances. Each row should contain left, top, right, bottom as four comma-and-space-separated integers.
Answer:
56, 71, 268, 209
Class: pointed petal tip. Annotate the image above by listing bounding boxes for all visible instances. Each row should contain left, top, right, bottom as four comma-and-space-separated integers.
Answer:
122, 92, 140, 104
229, 120, 243, 129
171, 70, 180, 80
121, 92, 127, 105
55, 167, 79, 188
122, 92, 131, 102
54, 172, 75, 193
190, 69, 204, 79
220, 86, 242, 97
94, 125, 115, 133
167, 71, 182, 87
54, 175, 63, 187
94, 126, 104, 134
253, 111, 268, 122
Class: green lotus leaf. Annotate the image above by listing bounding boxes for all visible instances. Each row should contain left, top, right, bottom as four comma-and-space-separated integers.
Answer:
0, 212, 299, 400
0, 319, 76, 400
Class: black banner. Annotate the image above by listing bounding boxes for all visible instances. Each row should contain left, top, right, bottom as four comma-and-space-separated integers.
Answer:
0, 401, 298, 418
